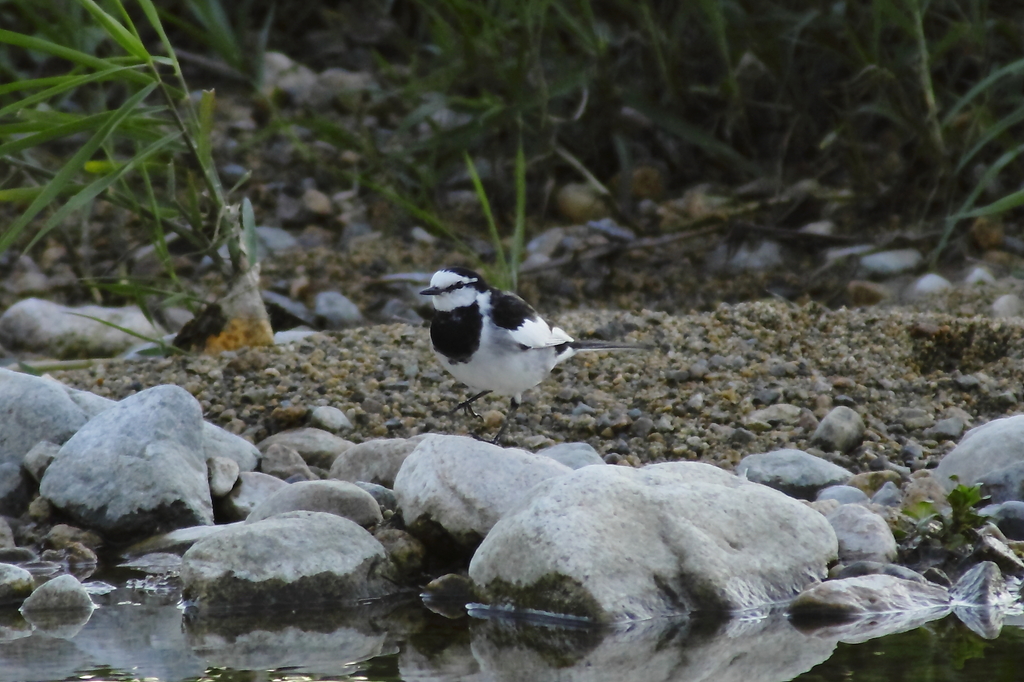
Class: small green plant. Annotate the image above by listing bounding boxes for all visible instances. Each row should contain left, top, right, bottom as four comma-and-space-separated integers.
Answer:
904, 481, 990, 551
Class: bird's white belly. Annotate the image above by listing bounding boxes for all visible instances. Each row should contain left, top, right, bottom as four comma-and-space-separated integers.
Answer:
436, 345, 560, 398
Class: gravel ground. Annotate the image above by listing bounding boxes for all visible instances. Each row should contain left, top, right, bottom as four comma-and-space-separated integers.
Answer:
49, 298, 1024, 473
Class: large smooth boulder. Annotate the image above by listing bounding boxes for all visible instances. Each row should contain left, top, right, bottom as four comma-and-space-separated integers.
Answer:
180, 511, 397, 611
202, 423, 259, 472
393, 435, 570, 551
826, 504, 898, 563
736, 449, 852, 499
935, 416, 1024, 490
0, 369, 89, 467
40, 385, 213, 538
469, 462, 838, 623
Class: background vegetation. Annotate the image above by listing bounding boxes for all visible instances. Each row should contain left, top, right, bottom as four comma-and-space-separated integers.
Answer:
1, 0, 1023, 301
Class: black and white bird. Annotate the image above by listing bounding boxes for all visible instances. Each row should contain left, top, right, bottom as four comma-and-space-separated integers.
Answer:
420, 266, 643, 443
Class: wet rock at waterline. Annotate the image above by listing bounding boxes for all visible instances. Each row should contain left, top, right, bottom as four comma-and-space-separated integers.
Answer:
736, 448, 852, 499
180, 511, 397, 611
393, 435, 571, 554
0, 563, 34, 604
0, 369, 89, 467
789, 574, 950, 620
40, 385, 214, 539
246, 480, 382, 527
19, 574, 96, 639
935, 415, 1024, 490
469, 462, 838, 622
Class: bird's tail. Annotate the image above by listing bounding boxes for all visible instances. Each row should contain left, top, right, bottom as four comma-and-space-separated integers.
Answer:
567, 340, 650, 352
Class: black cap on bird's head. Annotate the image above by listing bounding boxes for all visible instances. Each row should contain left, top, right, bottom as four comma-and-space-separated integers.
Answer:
420, 267, 487, 296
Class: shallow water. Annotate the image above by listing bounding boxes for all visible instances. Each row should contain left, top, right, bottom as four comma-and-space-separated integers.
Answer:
3, 581, 1024, 682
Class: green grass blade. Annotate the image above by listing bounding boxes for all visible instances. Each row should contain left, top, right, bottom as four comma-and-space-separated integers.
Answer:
464, 151, 509, 289
953, 104, 1024, 176
511, 135, 526, 292
0, 82, 158, 255
75, 0, 148, 61
942, 58, 1024, 128
0, 66, 148, 118
0, 29, 151, 86
960, 188, 1024, 220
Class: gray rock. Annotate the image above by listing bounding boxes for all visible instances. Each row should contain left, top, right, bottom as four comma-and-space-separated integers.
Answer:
977, 462, 1024, 504
817, 485, 869, 505
261, 291, 314, 327
22, 440, 60, 483
812, 406, 865, 453
354, 482, 397, 512
21, 574, 94, 612
0, 563, 34, 604
871, 481, 902, 507
790, 574, 949, 618
736, 449, 852, 499
207, 457, 240, 498
535, 442, 604, 469
924, 417, 965, 440
260, 443, 317, 481
40, 385, 214, 539
220, 472, 289, 522
314, 291, 363, 329
470, 462, 838, 622
257, 427, 354, 470
0, 518, 13, 549
964, 266, 995, 285
394, 435, 571, 550
899, 407, 934, 430
859, 248, 923, 277
935, 415, 1024, 490
0, 369, 89, 467
309, 405, 353, 433
247, 480, 382, 527
255, 225, 300, 253
0, 298, 162, 358
202, 423, 259, 472
329, 436, 425, 487
181, 511, 397, 611
980, 501, 1024, 540
826, 504, 897, 563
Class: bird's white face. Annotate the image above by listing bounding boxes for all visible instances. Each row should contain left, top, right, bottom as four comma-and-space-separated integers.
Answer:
421, 269, 483, 311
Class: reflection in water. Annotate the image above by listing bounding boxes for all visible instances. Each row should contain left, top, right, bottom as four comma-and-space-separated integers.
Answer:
2, 592, 1024, 682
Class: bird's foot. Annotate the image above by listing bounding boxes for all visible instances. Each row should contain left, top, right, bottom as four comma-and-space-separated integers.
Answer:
449, 390, 491, 420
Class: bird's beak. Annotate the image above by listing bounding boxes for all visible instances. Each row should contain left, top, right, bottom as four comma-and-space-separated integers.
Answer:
420, 286, 441, 296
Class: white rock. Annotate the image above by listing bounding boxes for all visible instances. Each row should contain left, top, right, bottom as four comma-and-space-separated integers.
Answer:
0, 563, 34, 603
910, 273, 952, 296
535, 442, 604, 469
790, 574, 949, 618
180, 511, 396, 611
826, 504, 897, 563
991, 293, 1023, 318
0, 298, 162, 358
207, 457, 240, 498
859, 249, 923, 277
965, 266, 996, 285
310, 405, 354, 433
470, 462, 838, 622
202, 423, 259, 472
40, 385, 214, 538
394, 435, 571, 546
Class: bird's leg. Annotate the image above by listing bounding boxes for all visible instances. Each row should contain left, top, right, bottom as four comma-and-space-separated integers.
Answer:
490, 397, 520, 445
450, 390, 491, 419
